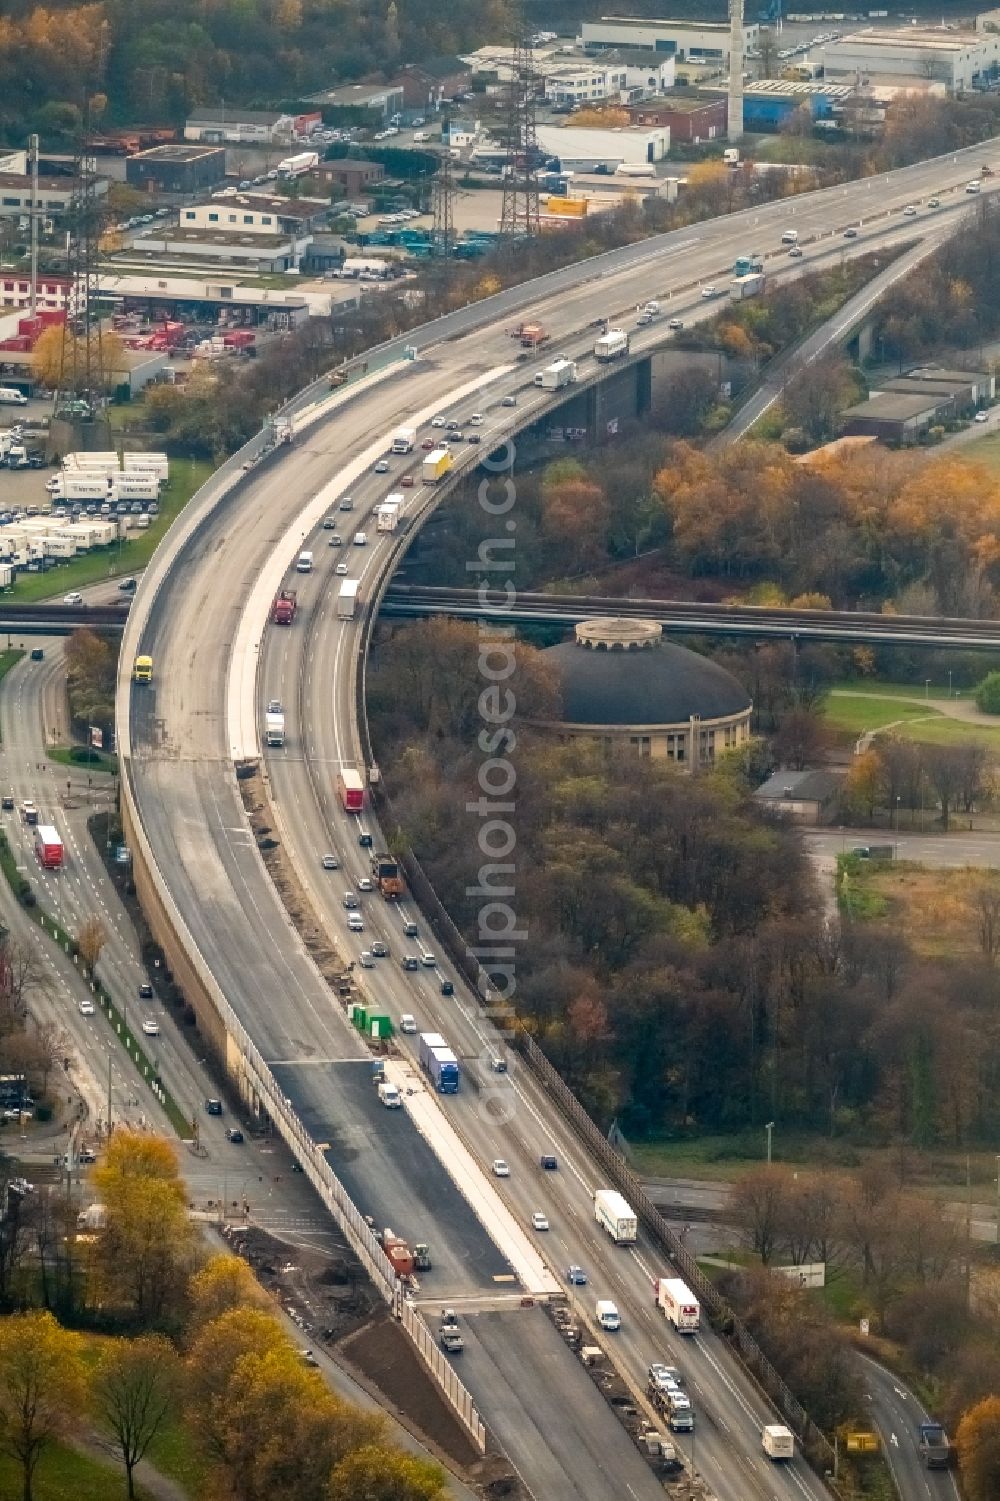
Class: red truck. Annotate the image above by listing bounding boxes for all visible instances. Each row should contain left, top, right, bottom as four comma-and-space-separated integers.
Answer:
336, 768, 365, 812
272, 590, 297, 625
34, 825, 64, 869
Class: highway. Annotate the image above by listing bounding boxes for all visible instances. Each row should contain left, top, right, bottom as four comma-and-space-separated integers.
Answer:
118, 139, 1000, 1500
381, 586, 1000, 650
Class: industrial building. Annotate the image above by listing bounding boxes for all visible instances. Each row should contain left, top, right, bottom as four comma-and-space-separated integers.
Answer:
125, 144, 227, 196
315, 159, 386, 196
534, 617, 752, 769
542, 54, 675, 104
822, 26, 1000, 93
388, 57, 473, 109
754, 769, 844, 825
628, 94, 727, 141
840, 392, 950, 444
580, 16, 758, 65
706, 79, 853, 129
536, 124, 669, 169
312, 83, 404, 119
178, 194, 330, 237
0, 170, 108, 220
183, 108, 321, 146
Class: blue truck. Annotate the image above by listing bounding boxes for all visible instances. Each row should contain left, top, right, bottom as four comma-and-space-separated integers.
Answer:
419, 1032, 460, 1092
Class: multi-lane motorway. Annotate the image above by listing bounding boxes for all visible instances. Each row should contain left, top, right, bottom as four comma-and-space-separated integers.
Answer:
119, 139, 1000, 1501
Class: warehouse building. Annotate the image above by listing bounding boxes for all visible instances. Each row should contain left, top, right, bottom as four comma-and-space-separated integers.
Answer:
125, 144, 227, 195
580, 16, 758, 64
841, 392, 950, 444
315, 159, 386, 196
184, 109, 321, 146
628, 94, 727, 141
535, 617, 752, 769
822, 26, 1000, 93
536, 124, 669, 169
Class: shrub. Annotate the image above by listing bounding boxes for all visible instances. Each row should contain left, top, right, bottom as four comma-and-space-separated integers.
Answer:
975, 671, 1000, 714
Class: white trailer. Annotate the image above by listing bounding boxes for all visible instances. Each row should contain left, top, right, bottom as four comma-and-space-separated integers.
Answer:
0, 563, 12, 588
376, 502, 401, 532
122, 452, 169, 478
63, 451, 119, 470
594, 328, 629, 361
114, 474, 160, 500
656, 1277, 700, 1333
264, 711, 285, 747
762, 1426, 794, 1460
534, 358, 578, 390
594, 1188, 638, 1243
277, 150, 319, 178
337, 579, 360, 619
390, 426, 416, 453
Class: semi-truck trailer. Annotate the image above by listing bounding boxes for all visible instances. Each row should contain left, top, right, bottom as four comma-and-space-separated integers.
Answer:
762, 1426, 794, 1461
376, 501, 401, 532
534, 358, 578, 390
34, 825, 64, 869
730, 272, 765, 301
371, 852, 405, 899
113, 474, 160, 500
264, 711, 285, 747
337, 578, 359, 618
276, 150, 319, 178
428, 1046, 460, 1093
122, 452, 169, 478
422, 448, 452, 483
655, 1277, 700, 1333
336, 767, 365, 812
594, 328, 629, 361
418, 1032, 447, 1070
594, 1188, 638, 1243
917, 1421, 951, 1469
272, 590, 297, 625
390, 426, 416, 453
734, 253, 763, 276
63, 451, 119, 470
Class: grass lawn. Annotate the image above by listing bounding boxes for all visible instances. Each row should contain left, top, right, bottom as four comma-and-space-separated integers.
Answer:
963, 430, 1000, 473
0, 1440, 158, 1501
146, 1418, 208, 1497
824, 692, 1000, 749
7, 459, 214, 602
823, 693, 942, 736
47, 743, 118, 775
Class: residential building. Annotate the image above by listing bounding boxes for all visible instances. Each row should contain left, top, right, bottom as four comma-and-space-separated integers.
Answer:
125, 144, 227, 195
822, 26, 1000, 93
628, 94, 727, 141
316, 159, 386, 196
580, 17, 759, 65
390, 58, 473, 109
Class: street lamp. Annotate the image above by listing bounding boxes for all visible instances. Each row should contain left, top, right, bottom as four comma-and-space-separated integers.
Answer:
765, 1122, 775, 1164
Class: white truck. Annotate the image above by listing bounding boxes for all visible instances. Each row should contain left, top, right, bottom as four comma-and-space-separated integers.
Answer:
594, 328, 629, 361
376, 496, 403, 532
378, 1080, 402, 1108
264, 711, 285, 747
337, 579, 360, 619
534, 358, 578, 390
762, 1425, 794, 1461
390, 425, 416, 453
730, 272, 765, 302
296, 550, 313, 573
276, 150, 319, 179
656, 1277, 701, 1333
0, 387, 27, 406
594, 1188, 638, 1244
596, 1299, 621, 1331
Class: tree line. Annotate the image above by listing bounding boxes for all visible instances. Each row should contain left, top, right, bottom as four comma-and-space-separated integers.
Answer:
0, 1131, 445, 1501
369, 619, 1000, 1149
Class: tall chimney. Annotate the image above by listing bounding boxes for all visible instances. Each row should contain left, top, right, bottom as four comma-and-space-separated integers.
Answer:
728, 0, 744, 142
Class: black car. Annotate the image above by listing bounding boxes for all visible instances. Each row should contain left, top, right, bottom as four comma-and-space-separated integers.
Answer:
468, 433, 481, 445
540, 1154, 558, 1170
205, 1098, 223, 1116
226, 1128, 244, 1144
358, 832, 373, 848
1, 795, 13, 810
138, 982, 153, 1000
440, 980, 454, 996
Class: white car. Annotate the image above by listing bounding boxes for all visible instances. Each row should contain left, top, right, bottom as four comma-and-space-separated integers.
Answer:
531, 1211, 549, 1231
469, 412, 483, 424
78, 999, 95, 1016
431, 415, 447, 427
975, 411, 990, 423
358, 876, 374, 891
399, 1013, 417, 1033
700, 285, 717, 299
336, 562, 348, 575
492, 1159, 510, 1177
141, 1019, 159, 1036
347, 913, 364, 932
321, 853, 339, 869
902, 203, 918, 216
63, 591, 83, 604
359, 951, 374, 968
668, 317, 683, 330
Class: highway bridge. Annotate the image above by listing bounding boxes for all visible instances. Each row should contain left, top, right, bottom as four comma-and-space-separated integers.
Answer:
382, 585, 1000, 650
115, 137, 995, 1501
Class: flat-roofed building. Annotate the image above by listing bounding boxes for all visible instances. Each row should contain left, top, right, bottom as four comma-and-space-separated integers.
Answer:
823, 26, 1000, 92
580, 16, 758, 64
126, 144, 226, 195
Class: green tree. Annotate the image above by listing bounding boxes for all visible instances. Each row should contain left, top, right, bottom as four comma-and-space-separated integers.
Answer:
975, 671, 1000, 713
0, 1310, 85, 1501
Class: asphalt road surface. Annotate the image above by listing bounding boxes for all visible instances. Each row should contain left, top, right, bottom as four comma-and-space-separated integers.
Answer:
120, 138, 1000, 1500
804, 828, 1000, 868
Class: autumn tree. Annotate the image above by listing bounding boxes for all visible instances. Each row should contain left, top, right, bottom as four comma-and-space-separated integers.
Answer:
31, 324, 124, 395
76, 915, 106, 972
91, 1132, 199, 1327
728, 1166, 788, 1265
94, 1336, 182, 1500
0, 1310, 85, 1501
328, 1445, 446, 1501
956, 1395, 1000, 1501
188, 1253, 270, 1329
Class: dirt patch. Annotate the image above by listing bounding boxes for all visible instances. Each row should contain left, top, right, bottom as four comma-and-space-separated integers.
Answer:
342, 1313, 512, 1485
223, 1221, 378, 1343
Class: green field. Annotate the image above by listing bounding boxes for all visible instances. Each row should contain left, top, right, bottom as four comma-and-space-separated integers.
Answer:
8, 459, 214, 602
964, 431, 1000, 473
47, 743, 118, 775
0, 1439, 161, 1501
824, 693, 943, 736
824, 687, 1000, 748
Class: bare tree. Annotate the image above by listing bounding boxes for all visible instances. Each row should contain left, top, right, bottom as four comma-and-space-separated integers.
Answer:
728, 1166, 790, 1265
977, 883, 1000, 965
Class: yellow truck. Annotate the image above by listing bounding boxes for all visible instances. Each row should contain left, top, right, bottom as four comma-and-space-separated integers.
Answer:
422, 448, 453, 484
133, 655, 153, 683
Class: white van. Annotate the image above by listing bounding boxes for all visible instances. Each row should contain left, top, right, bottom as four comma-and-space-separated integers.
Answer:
780, 229, 798, 244
0, 388, 27, 406
296, 550, 313, 572
353, 531, 367, 546
596, 1299, 621, 1331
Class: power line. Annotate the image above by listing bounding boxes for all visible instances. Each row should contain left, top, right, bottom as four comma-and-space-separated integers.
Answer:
500, 11, 541, 240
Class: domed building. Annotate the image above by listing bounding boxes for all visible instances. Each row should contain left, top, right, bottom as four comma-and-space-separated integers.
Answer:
535, 617, 752, 769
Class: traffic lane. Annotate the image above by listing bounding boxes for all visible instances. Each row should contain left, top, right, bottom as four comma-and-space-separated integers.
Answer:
858, 1353, 960, 1501
458, 1306, 666, 1501
276, 1058, 514, 1297
803, 829, 1000, 867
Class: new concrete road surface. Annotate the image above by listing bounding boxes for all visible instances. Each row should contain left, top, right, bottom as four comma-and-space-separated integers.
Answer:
121, 138, 1000, 1501
857, 1354, 960, 1501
